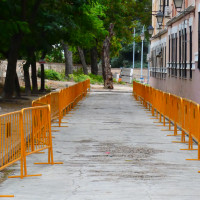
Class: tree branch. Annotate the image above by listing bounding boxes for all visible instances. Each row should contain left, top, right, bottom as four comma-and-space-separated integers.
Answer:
29, 0, 43, 24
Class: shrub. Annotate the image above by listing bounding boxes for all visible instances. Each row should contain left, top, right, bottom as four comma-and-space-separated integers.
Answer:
88, 74, 103, 84
38, 69, 64, 81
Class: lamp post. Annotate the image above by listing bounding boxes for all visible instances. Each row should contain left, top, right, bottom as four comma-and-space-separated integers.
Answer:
133, 28, 135, 69
173, 0, 183, 10
148, 25, 154, 35
156, 11, 164, 26
147, 25, 154, 84
140, 26, 145, 83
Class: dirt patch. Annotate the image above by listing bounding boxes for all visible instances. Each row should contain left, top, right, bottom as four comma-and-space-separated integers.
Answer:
0, 97, 37, 115
0, 169, 15, 184
97, 143, 163, 160
0, 80, 75, 115
73, 142, 183, 181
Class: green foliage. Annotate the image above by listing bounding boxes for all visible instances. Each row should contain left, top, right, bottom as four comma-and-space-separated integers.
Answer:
111, 42, 149, 68
45, 45, 65, 63
118, 80, 126, 85
133, 79, 141, 83
100, 0, 152, 58
69, 74, 89, 83
70, 68, 103, 84
89, 73, 103, 84
38, 69, 65, 81
37, 68, 103, 85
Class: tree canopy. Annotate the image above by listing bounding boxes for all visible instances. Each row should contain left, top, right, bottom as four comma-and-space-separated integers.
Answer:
0, 0, 152, 97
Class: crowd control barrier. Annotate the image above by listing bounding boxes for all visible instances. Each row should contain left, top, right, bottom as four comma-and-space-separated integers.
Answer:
133, 81, 200, 172
0, 105, 61, 180
0, 80, 90, 197
32, 79, 90, 126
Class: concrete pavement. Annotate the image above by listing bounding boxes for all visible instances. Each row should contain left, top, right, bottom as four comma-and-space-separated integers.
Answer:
1, 87, 200, 199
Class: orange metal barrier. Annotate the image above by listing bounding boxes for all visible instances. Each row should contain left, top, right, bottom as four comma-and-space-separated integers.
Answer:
32, 80, 90, 126
0, 195, 14, 198
0, 111, 22, 172
0, 105, 61, 181
133, 81, 200, 171
0, 81, 90, 197
180, 99, 190, 143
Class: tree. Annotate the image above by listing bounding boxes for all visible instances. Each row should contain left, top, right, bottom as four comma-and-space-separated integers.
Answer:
78, 47, 88, 75
0, 0, 44, 98
102, 24, 114, 89
90, 44, 98, 75
63, 43, 73, 77
60, 1, 106, 74
99, 0, 152, 88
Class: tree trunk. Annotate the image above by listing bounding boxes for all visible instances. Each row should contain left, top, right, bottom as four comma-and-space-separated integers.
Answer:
102, 24, 114, 89
40, 63, 45, 91
3, 34, 22, 98
15, 72, 21, 98
90, 46, 98, 75
31, 52, 38, 93
23, 61, 31, 96
40, 52, 46, 92
78, 47, 88, 75
63, 44, 73, 77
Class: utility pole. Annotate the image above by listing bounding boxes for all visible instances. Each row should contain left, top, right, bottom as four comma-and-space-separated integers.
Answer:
133, 28, 135, 69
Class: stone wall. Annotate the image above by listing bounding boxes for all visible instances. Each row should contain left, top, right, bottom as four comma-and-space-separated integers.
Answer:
0, 61, 91, 85
0, 60, 148, 85
0, 60, 25, 86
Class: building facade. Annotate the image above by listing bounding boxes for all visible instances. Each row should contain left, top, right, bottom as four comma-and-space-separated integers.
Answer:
150, 0, 200, 103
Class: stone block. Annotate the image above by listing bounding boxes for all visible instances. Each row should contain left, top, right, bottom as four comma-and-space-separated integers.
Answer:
121, 68, 133, 76
121, 76, 132, 83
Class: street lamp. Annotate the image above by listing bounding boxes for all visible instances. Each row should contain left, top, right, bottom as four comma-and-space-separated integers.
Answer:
133, 28, 135, 69
140, 26, 145, 83
156, 11, 164, 26
148, 25, 154, 35
173, 0, 183, 10
140, 32, 145, 41
147, 25, 154, 84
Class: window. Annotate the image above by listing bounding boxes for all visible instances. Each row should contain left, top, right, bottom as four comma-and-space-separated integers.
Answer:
165, 46, 167, 78
165, 46, 166, 68
172, 36, 174, 76
175, 33, 178, 77
184, 28, 187, 78
169, 35, 171, 76
179, 31, 181, 77
182, 29, 185, 77
189, 26, 192, 79
198, 12, 200, 69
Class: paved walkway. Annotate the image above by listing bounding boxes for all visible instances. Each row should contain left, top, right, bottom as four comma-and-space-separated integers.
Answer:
1, 87, 200, 199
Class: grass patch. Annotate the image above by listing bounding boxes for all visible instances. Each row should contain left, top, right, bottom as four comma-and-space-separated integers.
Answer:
38, 69, 65, 81
69, 68, 103, 84
118, 80, 126, 85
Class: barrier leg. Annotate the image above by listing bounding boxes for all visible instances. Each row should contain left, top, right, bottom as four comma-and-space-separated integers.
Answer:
161, 119, 174, 131
34, 146, 63, 165
0, 195, 14, 198
154, 113, 163, 124
162, 117, 169, 127
9, 112, 42, 179
35, 109, 63, 165
187, 143, 200, 161
172, 130, 188, 143
167, 124, 181, 136
180, 133, 198, 151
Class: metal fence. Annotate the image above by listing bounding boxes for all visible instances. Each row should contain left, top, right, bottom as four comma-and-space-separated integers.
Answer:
133, 81, 200, 172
